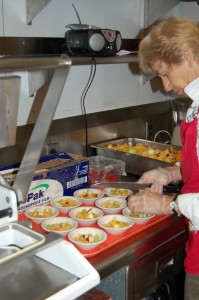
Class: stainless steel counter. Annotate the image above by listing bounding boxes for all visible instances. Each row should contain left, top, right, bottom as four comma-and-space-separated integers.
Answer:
88, 213, 187, 299
89, 175, 187, 276
89, 214, 187, 277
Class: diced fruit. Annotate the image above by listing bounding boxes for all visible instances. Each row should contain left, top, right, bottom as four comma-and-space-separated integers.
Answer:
76, 208, 98, 219
75, 233, 101, 243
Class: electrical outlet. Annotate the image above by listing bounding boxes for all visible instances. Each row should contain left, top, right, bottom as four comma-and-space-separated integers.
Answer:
46, 143, 58, 155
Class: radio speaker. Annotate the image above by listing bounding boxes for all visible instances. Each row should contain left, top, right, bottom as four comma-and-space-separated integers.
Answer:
65, 29, 122, 56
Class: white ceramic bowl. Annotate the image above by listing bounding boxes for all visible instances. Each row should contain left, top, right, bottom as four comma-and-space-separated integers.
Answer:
95, 197, 127, 214
97, 214, 134, 235
24, 205, 59, 225
73, 188, 104, 205
122, 207, 154, 224
41, 216, 78, 237
68, 206, 103, 226
67, 227, 107, 250
50, 196, 82, 214
103, 187, 133, 200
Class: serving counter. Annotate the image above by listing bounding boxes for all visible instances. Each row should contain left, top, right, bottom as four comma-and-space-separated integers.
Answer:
18, 205, 186, 299
88, 206, 187, 299
17, 182, 187, 299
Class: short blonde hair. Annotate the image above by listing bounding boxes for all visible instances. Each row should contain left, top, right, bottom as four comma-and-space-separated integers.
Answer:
139, 16, 199, 73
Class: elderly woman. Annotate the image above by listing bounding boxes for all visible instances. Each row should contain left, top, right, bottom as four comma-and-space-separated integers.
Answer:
127, 17, 199, 300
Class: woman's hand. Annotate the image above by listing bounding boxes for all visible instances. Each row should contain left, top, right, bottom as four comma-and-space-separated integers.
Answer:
137, 166, 181, 194
127, 189, 172, 215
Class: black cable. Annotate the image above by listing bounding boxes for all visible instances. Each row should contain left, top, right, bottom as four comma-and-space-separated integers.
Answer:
80, 55, 96, 156
80, 56, 96, 114
81, 55, 96, 156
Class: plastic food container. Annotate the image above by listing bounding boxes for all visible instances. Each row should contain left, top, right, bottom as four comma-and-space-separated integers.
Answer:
88, 156, 126, 186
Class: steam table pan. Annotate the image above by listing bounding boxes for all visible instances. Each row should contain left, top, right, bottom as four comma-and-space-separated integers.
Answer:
91, 138, 182, 176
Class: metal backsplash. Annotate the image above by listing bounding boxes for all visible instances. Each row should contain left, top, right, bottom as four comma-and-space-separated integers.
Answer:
0, 100, 173, 167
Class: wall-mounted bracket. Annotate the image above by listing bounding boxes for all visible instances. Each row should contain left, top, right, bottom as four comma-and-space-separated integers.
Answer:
142, 0, 180, 28
26, 0, 52, 25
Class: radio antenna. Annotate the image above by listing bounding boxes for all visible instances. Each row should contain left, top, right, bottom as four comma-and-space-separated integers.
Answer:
72, 3, 81, 24
65, 4, 99, 29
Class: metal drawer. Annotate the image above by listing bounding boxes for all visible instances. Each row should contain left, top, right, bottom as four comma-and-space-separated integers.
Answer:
127, 236, 186, 300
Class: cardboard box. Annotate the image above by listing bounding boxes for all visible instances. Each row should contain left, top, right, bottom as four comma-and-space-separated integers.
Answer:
0, 152, 89, 214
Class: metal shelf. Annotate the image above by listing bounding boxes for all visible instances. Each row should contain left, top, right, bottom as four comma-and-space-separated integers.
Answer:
71, 53, 139, 66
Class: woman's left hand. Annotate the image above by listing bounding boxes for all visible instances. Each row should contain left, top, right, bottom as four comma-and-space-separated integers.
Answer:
127, 190, 171, 215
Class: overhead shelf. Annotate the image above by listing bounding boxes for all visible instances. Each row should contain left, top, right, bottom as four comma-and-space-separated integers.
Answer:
71, 52, 139, 66
0, 37, 139, 66
70, 39, 140, 65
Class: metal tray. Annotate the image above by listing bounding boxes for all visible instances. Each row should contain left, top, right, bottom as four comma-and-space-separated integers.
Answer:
90, 138, 182, 176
